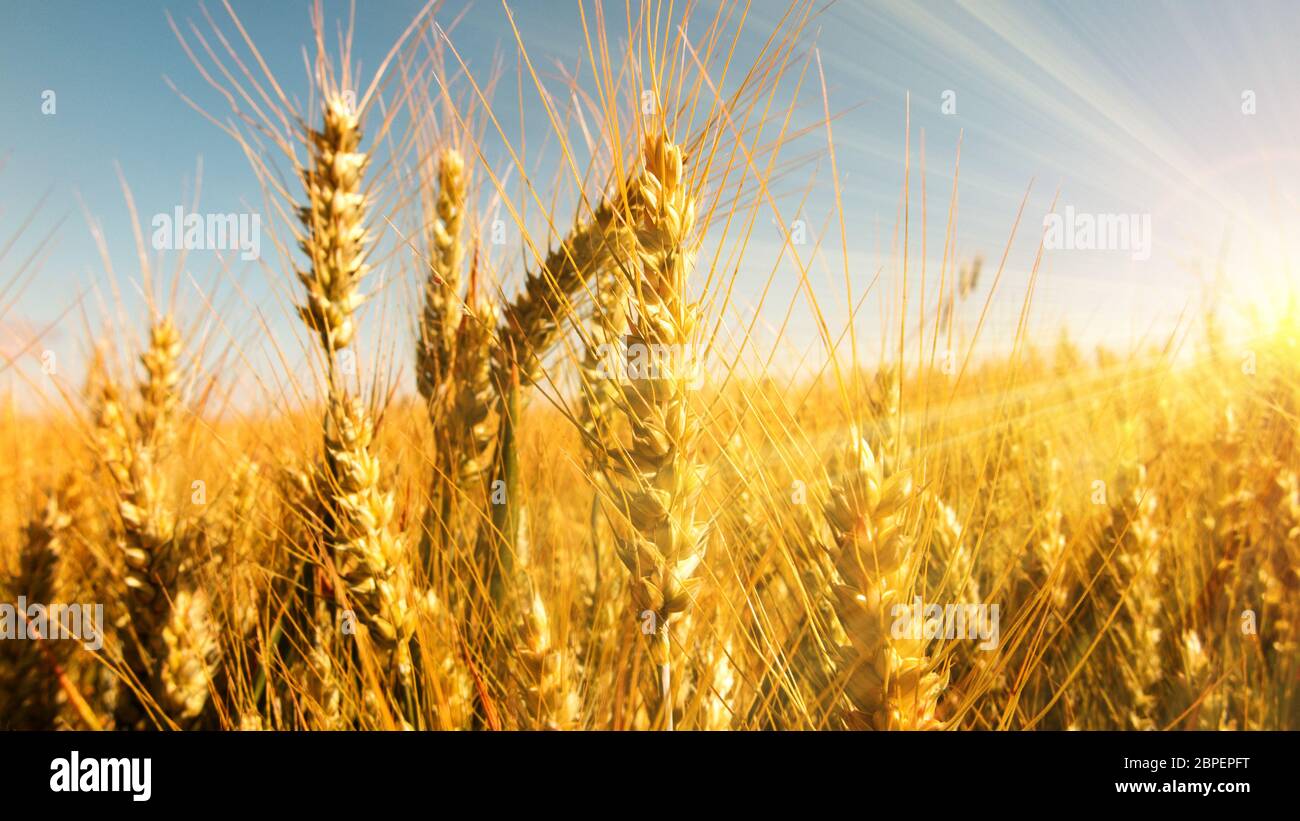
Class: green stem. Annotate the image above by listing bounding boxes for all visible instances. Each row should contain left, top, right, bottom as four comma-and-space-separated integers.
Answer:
489, 375, 521, 609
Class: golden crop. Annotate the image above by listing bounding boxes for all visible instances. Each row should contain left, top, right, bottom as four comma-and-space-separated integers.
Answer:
0, 1, 1294, 731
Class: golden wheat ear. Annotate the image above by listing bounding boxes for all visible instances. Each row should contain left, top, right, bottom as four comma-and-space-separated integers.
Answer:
823, 436, 948, 730
292, 91, 421, 699
1110, 463, 1164, 730
0, 493, 72, 729
95, 315, 222, 729
507, 512, 580, 730
296, 96, 373, 363
448, 255, 500, 514
576, 131, 707, 730
416, 148, 469, 408
495, 192, 634, 390
417, 148, 499, 568
325, 392, 419, 685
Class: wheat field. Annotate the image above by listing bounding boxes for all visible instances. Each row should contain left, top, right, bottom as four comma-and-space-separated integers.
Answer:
0, 0, 1296, 732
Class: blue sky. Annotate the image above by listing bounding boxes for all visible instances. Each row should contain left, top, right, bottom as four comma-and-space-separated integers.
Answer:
3, 0, 1298, 400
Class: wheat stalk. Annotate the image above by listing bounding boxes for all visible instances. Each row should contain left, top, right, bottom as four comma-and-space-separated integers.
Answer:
582, 132, 704, 729
294, 93, 419, 688
1171, 629, 1230, 729
114, 321, 182, 599
1032, 450, 1069, 616
824, 435, 948, 729
117, 318, 180, 580
504, 509, 580, 729
296, 98, 371, 361
511, 588, 580, 729
416, 148, 468, 406
449, 259, 500, 498
1114, 463, 1163, 730
0, 493, 72, 729
924, 490, 981, 606
696, 634, 737, 730
97, 316, 221, 728
326, 393, 419, 682
1263, 470, 1299, 656
214, 457, 263, 638
301, 616, 345, 729
496, 194, 633, 389
107, 321, 176, 725
578, 264, 629, 452
157, 585, 219, 721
